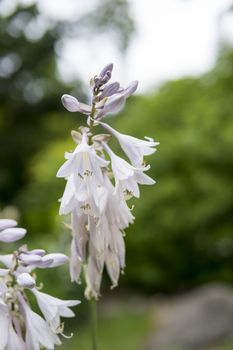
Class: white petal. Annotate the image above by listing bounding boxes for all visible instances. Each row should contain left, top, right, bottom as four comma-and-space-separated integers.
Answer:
59, 175, 76, 215
122, 80, 138, 98
0, 254, 13, 268
70, 239, 82, 283
32, 288, 80, 323
56, 156, 75, 178
0, 268, 10, 277
0, 303, 9, 350
105, 250, 120, 288
84, 256, 104, 300
71, 212, 88, 261
100, 121, 159, 165
18, 294, 61, 350
7, 322, 26, 350
134, 170, 155, 185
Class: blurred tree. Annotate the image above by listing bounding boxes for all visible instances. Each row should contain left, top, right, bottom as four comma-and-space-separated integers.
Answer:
0, 0, 135, 203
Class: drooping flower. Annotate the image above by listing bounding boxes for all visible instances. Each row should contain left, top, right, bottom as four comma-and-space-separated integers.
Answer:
18, 293, 62, 350
102, 141, 155, 198
57, 63, 158, 299
100, 121, 159, 166
32, 288, 80, 332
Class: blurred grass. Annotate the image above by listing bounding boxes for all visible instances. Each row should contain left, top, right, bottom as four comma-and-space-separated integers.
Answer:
62, 305, 150, 350
61, 300, 233, 350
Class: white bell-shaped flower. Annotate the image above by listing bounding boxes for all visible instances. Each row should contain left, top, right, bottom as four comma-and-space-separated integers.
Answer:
100, 121, 159, 165
32, 288, 80, 332
103, 142, 155, 198
57, 132, 109, 216
19, 293, 62, 350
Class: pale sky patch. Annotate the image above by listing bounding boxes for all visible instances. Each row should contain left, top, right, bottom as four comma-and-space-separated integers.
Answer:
2, 0, 233, 92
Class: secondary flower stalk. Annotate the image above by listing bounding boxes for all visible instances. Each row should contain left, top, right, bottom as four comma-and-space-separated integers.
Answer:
0, 218, 80, 350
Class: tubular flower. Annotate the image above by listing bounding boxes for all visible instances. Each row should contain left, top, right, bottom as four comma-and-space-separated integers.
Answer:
58, 63, 159, 299
0, 220, 80, 350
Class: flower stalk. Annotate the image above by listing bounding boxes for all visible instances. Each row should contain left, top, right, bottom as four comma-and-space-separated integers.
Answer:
90, 298, 98, 350
58, 62, 159, 347
58, 63, 159, 300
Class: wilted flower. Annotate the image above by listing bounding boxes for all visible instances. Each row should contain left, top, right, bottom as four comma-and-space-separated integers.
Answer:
58, 63, 158, 299
0, 220, 80, 349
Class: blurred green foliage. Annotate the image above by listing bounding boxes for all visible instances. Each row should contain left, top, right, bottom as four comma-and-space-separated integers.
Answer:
62, 304, 150, 350
14, 48, 233, 294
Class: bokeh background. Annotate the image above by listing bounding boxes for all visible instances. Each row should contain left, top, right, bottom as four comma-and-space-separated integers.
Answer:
0, 0, 233, 349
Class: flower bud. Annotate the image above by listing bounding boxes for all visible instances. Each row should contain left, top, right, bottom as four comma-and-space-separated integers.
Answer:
0, 219, 17, 231
99, 82, 120, 99
99, 63, 113, 77
17, 273, 36, 289
39, 253, 68, 268
27, 249, 45, 257
18, 253, 41, 265
0, 228, 27, 243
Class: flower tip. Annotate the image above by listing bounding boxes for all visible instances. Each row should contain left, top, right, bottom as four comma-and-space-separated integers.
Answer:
123, 80, 139, 98
100, 63, 114, 77
61, 94, 80, 112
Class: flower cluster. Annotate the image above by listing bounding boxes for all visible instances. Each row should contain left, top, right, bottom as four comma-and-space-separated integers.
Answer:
0, 219, 80, 350
58, 63, 159, 299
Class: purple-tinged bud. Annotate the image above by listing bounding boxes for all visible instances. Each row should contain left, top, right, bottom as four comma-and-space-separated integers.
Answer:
100, 63, 113, 78
0, 227, 27, 243
18, 253, 41, 265
122, 80, 138, 98
27, 249, 45, 257
0, 219, 17, 231
17, 272, 35, 289
35, 258, 54, 268
101, 71, 112, 84
61, 94, 92, 115
39, 253, 69, 268
96, 95, 125, 120
99, 82, 120, 99
94, 76, 102, 88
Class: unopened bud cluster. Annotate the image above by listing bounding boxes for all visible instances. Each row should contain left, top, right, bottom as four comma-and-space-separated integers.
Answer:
58, 63, 159, 299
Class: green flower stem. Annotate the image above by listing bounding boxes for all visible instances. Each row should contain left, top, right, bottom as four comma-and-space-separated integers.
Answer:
90, 298, 99, 350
